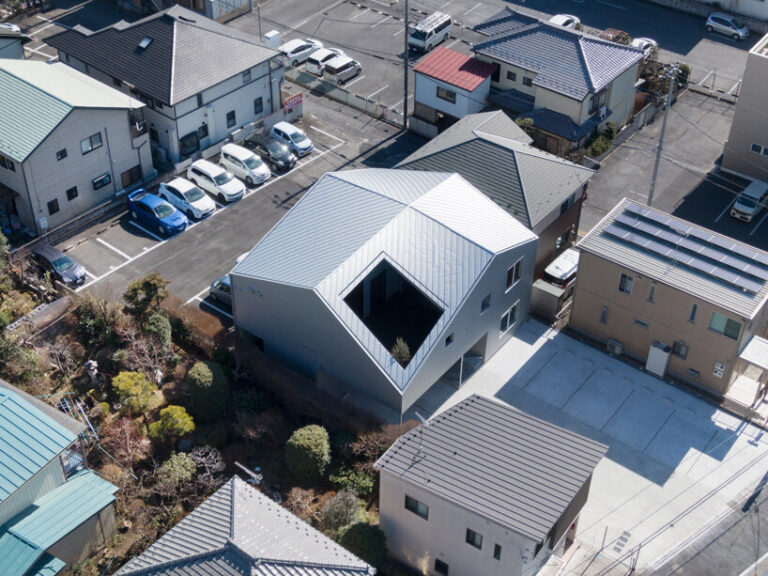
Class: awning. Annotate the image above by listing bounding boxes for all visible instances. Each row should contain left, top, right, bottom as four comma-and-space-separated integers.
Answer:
739, 335, 768, 371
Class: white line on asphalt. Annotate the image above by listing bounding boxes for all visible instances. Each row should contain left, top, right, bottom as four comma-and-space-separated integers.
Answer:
310, 125, 345, 143
371, 15, 391, 28
595, 0, 626, 8
387, 94, 413, 109
30, 22, 55, 35
128, 220, 164, 242
715, 197, 737, 222
440, 0, 452, 7
96, 237, 132, 260
199, 299, 234, 319
24, 45, 57, 59
446, 38, 461, 49
750, 210, 768, 236
393, 28, 403, 36
698, 70, 714, 86
367, 85, 389, 99
345, 74, 366, 87
464, 2, 482, 16
350, 7, 369, 20
82, 267, 97, 280
186, 286, 211, 305
213, 200, 226, 209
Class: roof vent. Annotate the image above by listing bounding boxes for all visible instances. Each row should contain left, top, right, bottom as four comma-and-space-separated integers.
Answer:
137, 37, 152, 50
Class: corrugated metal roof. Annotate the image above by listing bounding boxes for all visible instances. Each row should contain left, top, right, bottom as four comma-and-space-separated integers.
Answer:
0, 385, 76, 503
117, 477, 372, 576
518, 107, 603, 142
0, 530, 42, 576
578, 198, 768, 319
27, 554, 66, 576
413, 46, 496, 91
0, 380, 86, 436
0, 60, 143, 163
47, 6, 278, 105
375, 395, 607, 541
398, 112, 593, 230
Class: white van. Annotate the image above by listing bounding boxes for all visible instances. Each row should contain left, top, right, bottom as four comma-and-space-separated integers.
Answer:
323, 55, 362, 85
542, 248, 580, 288
408, 12, 452, 52
187, 159, 245, 203
731, 181, 768, 223
219, 143, 271, 187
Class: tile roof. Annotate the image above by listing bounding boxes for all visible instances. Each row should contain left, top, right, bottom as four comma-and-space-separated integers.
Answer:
474, 7, 538, 37
46, 5, 278, 106
413, 46, 496, 92
397, 111, 593, 230
473, 18, 642, 100
117, 477, 373, 576
375, 395, 607, 541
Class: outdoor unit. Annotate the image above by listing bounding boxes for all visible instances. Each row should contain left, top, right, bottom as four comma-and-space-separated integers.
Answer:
598, 105, 608, 120
607, 339, 623, 355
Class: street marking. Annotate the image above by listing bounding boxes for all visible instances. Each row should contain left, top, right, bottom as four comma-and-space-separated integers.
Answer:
440, 0, 452, 7
36, 15, 71, 29
24, 45, 57, 60
186, 286, 212, 305
30, 22, 56, 35
199, 298, 234, 320
446, 38, 461, 49
310, 125, 345, 143
371, 15, 391, 28
715, 197, 737, 223
128, 220, 164, 242
596, 0, 626, 8
82, 267, 97, 280
96, 237, 132, 260
393, 28, 403, 36
350, 7, 369, 20
345, 74, 366, 87
464, 2, 482, 16
750, 210, 768, 236
698, 70, 714, 86
367, 85, 389, 99
387, 94, 413, 110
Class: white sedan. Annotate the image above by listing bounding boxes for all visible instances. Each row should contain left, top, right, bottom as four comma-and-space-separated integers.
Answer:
158, 177, 216, 220
280, 38, 323, 67
630, 37, 658, 58
548, 14, 581, 29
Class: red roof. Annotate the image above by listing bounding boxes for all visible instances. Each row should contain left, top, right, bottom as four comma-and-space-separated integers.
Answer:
413, 47, 496, 92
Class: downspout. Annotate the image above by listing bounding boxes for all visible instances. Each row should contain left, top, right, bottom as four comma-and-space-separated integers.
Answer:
103, 126, 118, 197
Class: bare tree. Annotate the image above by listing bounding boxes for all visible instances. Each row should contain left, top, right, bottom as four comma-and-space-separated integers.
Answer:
100, 417, 151, 474
113, 324, 167, 381
44, 335, 84, 378
285, 487, 318, 522
189, 445, 225, 493
351, 421, 418, 473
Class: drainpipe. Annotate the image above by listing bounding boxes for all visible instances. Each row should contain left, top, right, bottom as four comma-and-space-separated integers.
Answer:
103, 126, 118, 197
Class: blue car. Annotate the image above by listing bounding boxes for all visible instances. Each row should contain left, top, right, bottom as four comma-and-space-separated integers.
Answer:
128, 189, 188, 236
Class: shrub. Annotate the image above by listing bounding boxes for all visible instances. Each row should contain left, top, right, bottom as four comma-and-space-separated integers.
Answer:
187, 361, 229, 422
74, 292, 121, 349
340, 523, 387, 570
603, 122, 618, 141
351, 421, 418, 474
123, 272, 169, 322
157, 452, 196, 492
285, 487, 317, 522
0, 232, 10, 293
390, 337, 411, 367
677, 63, 691, 85
0, 334, 43, 388
330, 467, 375, 497
285, 424, 331, 484
100, 417, 151, 471
149, 405, 195, 441
319, 488, 359, 533
112, 371, 158, 416
588, 135, 611, 157
146, 313, 172, 351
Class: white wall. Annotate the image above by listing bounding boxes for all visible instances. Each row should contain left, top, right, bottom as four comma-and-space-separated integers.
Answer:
599, 63, 640, 127
414, 73, 489, 119
0, 456, 66, 525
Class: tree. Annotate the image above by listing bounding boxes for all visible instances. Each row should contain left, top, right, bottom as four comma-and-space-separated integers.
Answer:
329, 467, 375, 497
319, 488, 359, 533
285, 424, 331, 484
146, 313, 172, 352
100, 417, 151, 472
340, 523, 388, 570
285, 487, 318, 522
189, 445, 225, 492
74, 292, 122, 349
187, 361, 228, 422
0, 232, 10, 293
112, 371, 158, 416
156, 452, 196, 494
149, 405, 195, 441
351, 421, 418, 474
123, 272, 169, 322
112, 324, 166, 381
390, 337, 411, 367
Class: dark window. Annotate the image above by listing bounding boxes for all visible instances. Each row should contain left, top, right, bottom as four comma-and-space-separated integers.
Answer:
709, 312, 741, 340
506, 70, 517, 81
445, 333, 454, 347
506, 258, 523, 289
150, 128, 159, 143
179, 131, 200, 157
491, 64, 500, 83
197, 93, 204, 107
80, 132, 103, 155
751, 143, 763, 154
648, 284, 656, 302
673, 340, 688, 359
113, 77, 122, 87
481, 294, 491, 313
7, 158, 14, 171
254, 97, 264, 115
466, 528, 483, 550
535, 541, 544, 557
436, 86, 456, 104
47, 199, 59, 215
404, 495, 428, 520
92, 173, 112, 190
522, 76, 533, 87
618, 273, 633, 294
243, 69, 251, 83
0, 156, 5, 169
198, 124, 209, 140
560, 193, 575, 215
66, 186, 78, 201
493, 544, 502, 560
600, 306, 608, 324
500, 302, 518, 334
434, 559, 449, 576
634, 318, 649, 329
689, 304, 697, 323
590, 89, 607, 114
56, 149, 67, 161
226, 110, 236, 129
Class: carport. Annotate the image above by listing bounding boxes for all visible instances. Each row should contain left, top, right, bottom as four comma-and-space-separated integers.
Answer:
732, 335, 768, 414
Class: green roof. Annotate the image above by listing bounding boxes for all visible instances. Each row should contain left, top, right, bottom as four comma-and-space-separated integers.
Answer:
28, 554, 65, 576
0, 531, 42, 576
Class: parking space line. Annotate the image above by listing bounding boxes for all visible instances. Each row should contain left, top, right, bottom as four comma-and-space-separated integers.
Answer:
96, 237, 132, 260
393, 28, 403, 36
350, 7, 369, 20
388, 94, 413, 110
371, 15, 391, 28
310, 125, 345, 144
24, 45, 57, 60
36, 15, 71, 29
446, 38, 461, 49
715, 197, 737, 222
30, 22, 56, 35
750, 211, 768, 236
82, 267, 97, 280
128, 220, 165, 242
345, 74, 366, 87
464, 2, 482, 15
368, 85, 389, 99
199, 299, 234, 320
186, 286, 212, 305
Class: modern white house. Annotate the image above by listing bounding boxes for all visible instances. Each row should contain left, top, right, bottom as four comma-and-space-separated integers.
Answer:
230, 169, 538, 417
0, 379, 118, 575
0, 58, 152, 236
375, 394, 607, 576
47, 5, 283, 167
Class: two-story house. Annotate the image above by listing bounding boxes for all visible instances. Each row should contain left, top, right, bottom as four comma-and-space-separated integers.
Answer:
571, 198, 768, 402
46, 5, 283, 167
0, 58, 152, 236
0, 379, 118, 575
472, 8, 643, 155
375, 394, 607, 576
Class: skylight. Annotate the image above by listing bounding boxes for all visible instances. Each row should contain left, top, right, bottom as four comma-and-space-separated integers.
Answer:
138, 37, 152, 50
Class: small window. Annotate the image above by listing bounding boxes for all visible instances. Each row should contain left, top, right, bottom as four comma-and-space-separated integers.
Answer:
0, 156, 5, 169
560, 194, 575, 215
466, 528, 483, 550
92, 173, 112, 190
709, 312, 741, 340
491, 63, 500, 82
80, 132, 103, 155
434, 559, 449, 576
179, 131, 200, 157
226, 110, 236, 128
493, 544, 502, 560
672, 340, 688, 359
198, 124, 209, 140
197, 93, 204, 107
113, 77, 122, 87
481, 294, 491, 313
600, 306, 608, 324
500, 302, 518, 334
436, 86, 457, 104
506, 258, 523, 290
751, 143, 763, 154
506, 70, 517, 81
47, 199, 59, 215
648, 284, 656, 302
254, 97, 264, 115
7, 158, 14, 171
618, 273, 633, 294
689, 304, 697, 323
66, 186, 78, 201
138, 37, 152, 50
522, 76, 533, 87
634, 318, 648, 329
243, 69, 251, 83
445, 333, 454, 347
150, 128, 159, 143
56, 148, 67, 161
405, 495, 428, 520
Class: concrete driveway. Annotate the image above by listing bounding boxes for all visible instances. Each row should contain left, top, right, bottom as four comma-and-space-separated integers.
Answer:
406, 320, 768, 574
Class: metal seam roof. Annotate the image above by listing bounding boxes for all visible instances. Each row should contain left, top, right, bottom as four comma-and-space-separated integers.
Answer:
413, 46, 496, 91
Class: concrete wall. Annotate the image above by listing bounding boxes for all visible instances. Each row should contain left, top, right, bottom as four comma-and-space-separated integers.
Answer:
47, 503, 116, 565
0, 456, 65, 526
569, 252, 757, 396
379, 470, 542, 576
0, 37, 24, 59
414, 73, 489, 120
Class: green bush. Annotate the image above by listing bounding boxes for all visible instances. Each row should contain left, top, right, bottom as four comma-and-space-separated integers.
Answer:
149, 405, 195, 441
589, 135, 612, 157
123, 272, 169, 322
340, 523, 387, 570
677, 63, 691, 86
112, 371, 157, 416
330, 467, 375, 497
74, 293, 119, 349
603, 122, 618, 141
285, 424, 331, 484
187, 361, 228, 422
157, 452, 196, 490
146, 313, 172, 351
319, 488, 360, 533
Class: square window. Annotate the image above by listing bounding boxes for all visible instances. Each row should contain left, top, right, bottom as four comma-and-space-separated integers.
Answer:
66, 186, 78, 201
481, 294, 491, 313
506, 258, 523, 290
56, 149, 67, 161
709, 311, 741, 340
500, 302, 518, 334
243, 69, 251, 83
466, 528, 483, 550
672, 340, 688, 359
405, 495, 429, 520
227, 110, 236, 128
752, 143, 763, 154
522, 76, 533, 87
493, 544, 502, 560
434, 559, 449, 576
254, 97, 264, 115
506, 70, 517, 81
618, 273, 633, 294
436, 86, 457, 104
198, 124, 209, 140
47, 199, 59, 215
445, 333, 454, 347
92, 173, 112, 190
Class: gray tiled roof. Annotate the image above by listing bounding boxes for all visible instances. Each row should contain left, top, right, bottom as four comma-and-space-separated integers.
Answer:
117, 477, 373, 576
397, 111, 593, 230
473, 19, 642, 100
518, 107, 603, 142
474, 7, 538, 37
375, 395, 607, 542
46, 6, 277, 105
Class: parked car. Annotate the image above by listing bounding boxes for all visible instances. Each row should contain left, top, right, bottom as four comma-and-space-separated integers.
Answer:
270, 122, 313, 157
280, 38, 323, 66
630, 37, 658, 58
127, 189, 188, 236
408, 11, 452, 52
548, 14, 581, 29
706, 13, 749, 40
32, 243, 87, 286
731, 181, 768, 222
0, 23, 21, 33
209, 274, 232, 306
323, 55, 362, 86
305, 47, 345, 76
219, 143, 271, 187
187, 159, 245, 203
244, 134, 297, 172
158, 177, 215, 220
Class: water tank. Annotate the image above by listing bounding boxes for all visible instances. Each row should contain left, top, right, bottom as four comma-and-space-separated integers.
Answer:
264, 30, 280, 50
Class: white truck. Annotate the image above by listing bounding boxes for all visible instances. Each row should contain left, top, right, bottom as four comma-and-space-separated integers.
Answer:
730, 181, 768, 223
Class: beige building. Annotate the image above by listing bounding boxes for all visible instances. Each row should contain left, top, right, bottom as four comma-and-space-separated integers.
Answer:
571, 199, 768, 401
375, 395, 607, 576
722, 33, 768, 181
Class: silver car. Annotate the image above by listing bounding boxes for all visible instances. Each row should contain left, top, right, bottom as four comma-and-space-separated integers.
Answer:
209, 275, 232, 306
706, 13, 749, 40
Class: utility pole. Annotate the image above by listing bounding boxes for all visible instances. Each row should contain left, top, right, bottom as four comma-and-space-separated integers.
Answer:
402, 0, 409, 131
648, 64, 678, 207
256, 1, 263, 41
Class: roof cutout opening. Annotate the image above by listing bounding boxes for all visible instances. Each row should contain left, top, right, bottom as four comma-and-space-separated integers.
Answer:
344, 260, 443, 367
137, 37, 152, 50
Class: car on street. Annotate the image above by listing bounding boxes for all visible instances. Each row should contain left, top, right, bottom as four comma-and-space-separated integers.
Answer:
209, 274, 232, 306
187, 159, 245, 203
280, 38, 323, 66
32, 243, 87, 286
548, 14, 581, 29
305, 47, 345, 76
323, 55, 363, 85
158, 177, 215, 220
270, 122, 313, 157
630, 37, 658, 58
0, 23, 21, 33
127, 189, 188, 236
706, 13, 749, 40
219, 143, 271, 187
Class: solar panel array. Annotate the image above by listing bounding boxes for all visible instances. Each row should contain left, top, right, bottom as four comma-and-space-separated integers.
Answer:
603, 205, 768, 295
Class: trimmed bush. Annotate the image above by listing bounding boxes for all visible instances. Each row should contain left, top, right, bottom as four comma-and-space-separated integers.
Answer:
149, 405, 195, 441
330, 467, 375, 497
285, 424, 331, 484
157, 452, 196, 490
146, 313, 172, 351
187, 361, 228, 422
112, 371, 157, 416
319, 488, 359, 533
677, 63, 691, 86
589, 135, 611, 157
603, 122, 618, 141
340, 523, 387, 570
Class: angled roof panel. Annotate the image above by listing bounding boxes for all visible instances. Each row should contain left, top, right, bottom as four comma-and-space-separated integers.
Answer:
474, 7, 538, 37
413, 46, 496, 91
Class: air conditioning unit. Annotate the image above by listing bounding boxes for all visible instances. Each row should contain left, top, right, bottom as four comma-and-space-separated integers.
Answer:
598, 105, 608, 120
607, 339, 623, 355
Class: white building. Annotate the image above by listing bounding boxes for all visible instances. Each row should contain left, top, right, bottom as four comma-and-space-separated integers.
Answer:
231, 169, 538, 417
375, 395, 607, 576
47, 5, 283, 166
0, 59, 152, 236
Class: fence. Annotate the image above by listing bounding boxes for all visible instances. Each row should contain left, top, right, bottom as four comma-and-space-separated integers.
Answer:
208, 0, 252, 23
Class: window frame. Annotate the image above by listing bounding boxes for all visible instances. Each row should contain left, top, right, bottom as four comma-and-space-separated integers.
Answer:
434, 559, 449, 576
689, 303, 697, 323
481, 293, 491, 313
709, 311, 741, 340
506, 70, 517, 82
505, 257, 523, 291
56, 148, 68, 161
436, 86, 457, 104
648, 284, 656, 302
254, 96, 264, 115
226, 110, 236, 129
242, 69, 251, 83
66, 186, 78, 201
672, 340, 688, 359
47, 198, 59, 215
80, 132, 103, 155
522, 76, 533, 87
600, 306, 608, 324
618, 273, 633, 295
92, 172, 112, 190
493, 544, 502, 560
500, 301, 519, 335
465, 528, 483, 550
404, 495, 429, 520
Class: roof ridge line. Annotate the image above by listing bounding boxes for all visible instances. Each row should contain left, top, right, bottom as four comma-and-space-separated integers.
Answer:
116, 546, 232, 576
578, 36, 597, 93
329, 170, 413, 208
